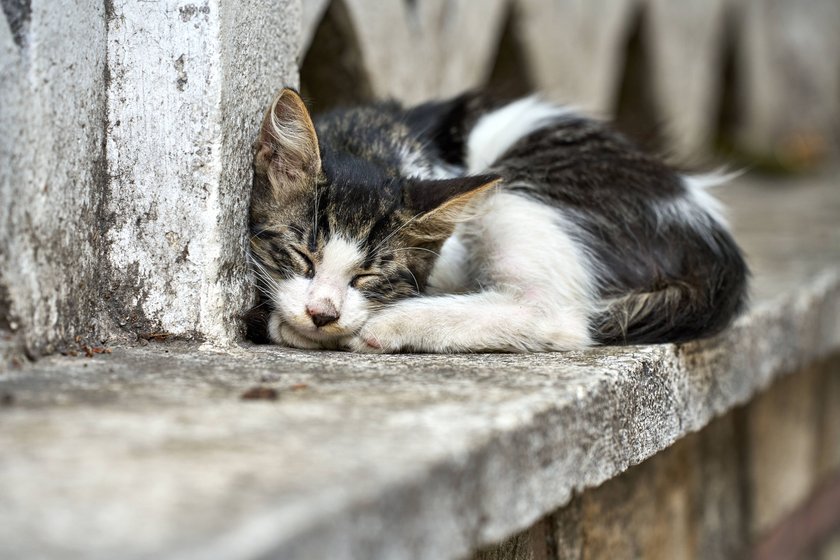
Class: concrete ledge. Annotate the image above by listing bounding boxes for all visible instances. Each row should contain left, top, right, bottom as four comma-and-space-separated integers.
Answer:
1, 173, 839, 559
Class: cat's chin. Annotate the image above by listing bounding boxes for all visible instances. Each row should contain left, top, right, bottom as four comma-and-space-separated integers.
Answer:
269, 316, 353, 350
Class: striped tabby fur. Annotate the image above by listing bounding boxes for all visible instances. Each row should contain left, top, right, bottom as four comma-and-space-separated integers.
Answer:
246, 89, 748, 352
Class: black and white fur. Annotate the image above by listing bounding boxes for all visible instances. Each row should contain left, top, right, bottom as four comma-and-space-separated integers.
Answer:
248, 89, 748, 353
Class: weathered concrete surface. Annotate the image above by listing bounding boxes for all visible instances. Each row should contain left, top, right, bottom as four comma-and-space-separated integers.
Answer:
563, 413, 746, 560
747, 362, 823, 536
0, 1, 108, 357
473, 523, 545, 560
482, 355, 840, 560
0, 1, 298, 359
104, 0, 299, 343
1, 173, 839, 559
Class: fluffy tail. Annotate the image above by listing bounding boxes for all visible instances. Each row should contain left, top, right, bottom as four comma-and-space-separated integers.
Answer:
592, 228, 749, 345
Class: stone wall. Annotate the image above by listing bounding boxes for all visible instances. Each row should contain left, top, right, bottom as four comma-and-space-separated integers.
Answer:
2, 0, 839, 360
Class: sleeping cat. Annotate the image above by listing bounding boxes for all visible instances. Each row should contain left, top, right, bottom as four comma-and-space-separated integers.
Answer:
247, 88, 748, 353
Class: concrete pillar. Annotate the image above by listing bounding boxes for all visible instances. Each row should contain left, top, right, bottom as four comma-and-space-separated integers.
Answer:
0, 0, 109, 358
0, 0, 300, 359
104, 0, 298, 344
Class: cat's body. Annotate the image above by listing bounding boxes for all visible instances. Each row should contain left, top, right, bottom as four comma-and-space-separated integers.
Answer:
248, 89, 748, 353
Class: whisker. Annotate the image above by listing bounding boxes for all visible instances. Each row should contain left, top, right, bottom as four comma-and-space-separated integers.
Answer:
390, 246, 443, 259
248, 223, 307, 243
248, 254, 287, 296
391, 262, 421, 294
371, 211, 425, 254
248, 298, 274, 311
248, 224, 274, 241
312, 183, 321, 246
286, 224, 308, 238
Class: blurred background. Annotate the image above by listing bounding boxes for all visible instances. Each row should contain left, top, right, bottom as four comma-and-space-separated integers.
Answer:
299, 0, 840, 172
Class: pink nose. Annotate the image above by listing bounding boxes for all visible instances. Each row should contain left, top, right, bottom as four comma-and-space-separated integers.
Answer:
306, 305, 339, 328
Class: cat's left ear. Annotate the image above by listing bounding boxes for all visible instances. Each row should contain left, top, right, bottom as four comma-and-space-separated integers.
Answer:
402, 174, 501, 241
255, 88, 322, 182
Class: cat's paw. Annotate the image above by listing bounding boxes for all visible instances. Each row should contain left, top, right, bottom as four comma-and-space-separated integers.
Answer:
347, 329, 389, 353
348, 315, 406, 353
348, 305, 423, 354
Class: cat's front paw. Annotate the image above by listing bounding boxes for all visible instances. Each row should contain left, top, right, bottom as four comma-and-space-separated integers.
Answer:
348, 313, 407, 353
347, 327, 393, 353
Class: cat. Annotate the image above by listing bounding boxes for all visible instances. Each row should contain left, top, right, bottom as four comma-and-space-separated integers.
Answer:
247, 88, 748, 353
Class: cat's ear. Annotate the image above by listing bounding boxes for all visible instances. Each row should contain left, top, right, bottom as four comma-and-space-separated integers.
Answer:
402, 174, 501, 241
255, 88, 322, 182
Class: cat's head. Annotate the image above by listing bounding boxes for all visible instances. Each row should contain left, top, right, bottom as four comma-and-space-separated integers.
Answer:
249, 88, 498, 347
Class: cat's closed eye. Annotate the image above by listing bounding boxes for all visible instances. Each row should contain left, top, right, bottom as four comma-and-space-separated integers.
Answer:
350, 273, 378, 288
291, 247, 315, 278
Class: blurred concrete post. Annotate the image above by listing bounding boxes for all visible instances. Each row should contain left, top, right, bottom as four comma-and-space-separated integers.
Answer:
736, 0, 840, 164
